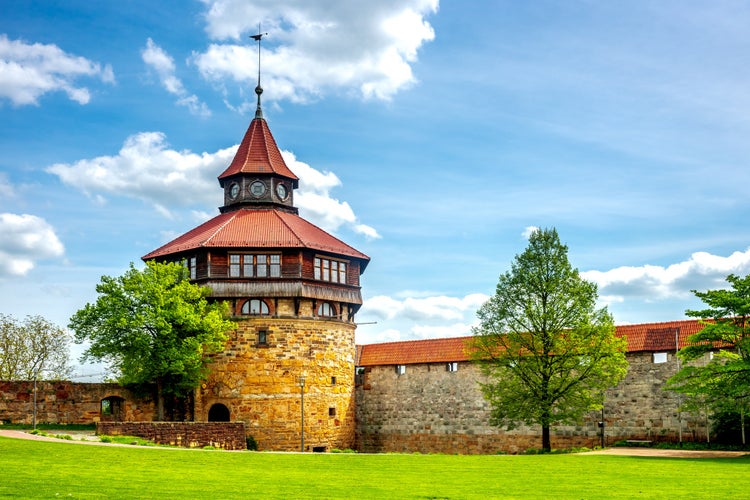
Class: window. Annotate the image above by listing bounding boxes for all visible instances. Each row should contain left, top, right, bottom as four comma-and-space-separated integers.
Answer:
653, 352, 668, 364
317, 302, 336, 317
331, 376, 336, 385
447, 362, 458, 372
229, 253, 281, 278
395, 365, 406, 375
184, 256, 196, 279
241, 299, 269, 315
314, 257, 347, 283
328, 407, 336, 417
100, 396, 124, 421
257, 329, 268, 345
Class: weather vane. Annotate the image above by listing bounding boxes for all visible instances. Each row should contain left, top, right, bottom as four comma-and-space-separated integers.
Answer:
250, 24, 268, 119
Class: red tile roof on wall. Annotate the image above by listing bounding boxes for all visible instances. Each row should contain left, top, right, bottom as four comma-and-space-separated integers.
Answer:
142, 208, 369, 263
356, 319, 707, 366
218, 117, 299, 185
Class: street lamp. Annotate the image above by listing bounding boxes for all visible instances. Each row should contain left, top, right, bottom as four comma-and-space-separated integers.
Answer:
298, 374, 306, 452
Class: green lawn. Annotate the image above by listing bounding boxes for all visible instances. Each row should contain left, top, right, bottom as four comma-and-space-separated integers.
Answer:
1, 437, 748, 499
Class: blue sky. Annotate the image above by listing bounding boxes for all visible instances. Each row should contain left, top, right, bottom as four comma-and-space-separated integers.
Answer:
2, 1, 750, 377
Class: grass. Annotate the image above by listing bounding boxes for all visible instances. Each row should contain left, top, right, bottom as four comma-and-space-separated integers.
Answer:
0, 437, 748, 499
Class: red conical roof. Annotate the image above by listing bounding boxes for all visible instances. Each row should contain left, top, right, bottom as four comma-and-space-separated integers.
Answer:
218, 117, 299, 186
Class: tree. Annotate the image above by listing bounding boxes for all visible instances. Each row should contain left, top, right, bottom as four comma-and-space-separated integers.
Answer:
666, 273, 750, 444
0, 314, 72, 381
470, 228, 628, 452
69, 261, 236, 420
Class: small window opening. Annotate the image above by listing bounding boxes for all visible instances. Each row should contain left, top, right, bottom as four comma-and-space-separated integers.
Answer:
257, 329, 268, 346
653, 352, 668, 364
395, 365, 406, 375
447, 362, 458, 372
331, 376, 336, 385
329, 407, 336, 417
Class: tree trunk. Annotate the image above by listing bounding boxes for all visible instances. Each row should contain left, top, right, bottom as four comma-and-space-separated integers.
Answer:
542, 424, 551, 452
156, 378, 165, 421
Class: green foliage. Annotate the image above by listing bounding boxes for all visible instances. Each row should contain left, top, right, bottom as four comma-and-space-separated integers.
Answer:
1, 437, 748, 499
69, 261, 236, 418
246, 435, 258, 450
666, 273, 750, 436
0, 313, 72, 380
470, 228, 628, 452
711, 409, 747, 445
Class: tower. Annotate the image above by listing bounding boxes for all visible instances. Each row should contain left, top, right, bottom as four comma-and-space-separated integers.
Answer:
141, 38, 369, 450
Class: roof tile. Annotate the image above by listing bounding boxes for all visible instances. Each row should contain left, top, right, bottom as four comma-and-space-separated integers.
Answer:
356, 319, 708, 366
218, 117, 299, 184
142, 208, 369, 262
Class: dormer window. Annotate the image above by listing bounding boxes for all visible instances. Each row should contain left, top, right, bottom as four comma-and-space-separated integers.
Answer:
314, 257, 347, 283
184, 256, 196, 280
229, 253, 281, 278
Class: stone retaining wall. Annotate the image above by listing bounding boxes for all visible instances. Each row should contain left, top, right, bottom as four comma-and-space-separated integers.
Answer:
97, 421, 246, 450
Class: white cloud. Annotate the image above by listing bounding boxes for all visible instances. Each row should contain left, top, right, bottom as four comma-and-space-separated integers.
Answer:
0, 35, 114, 106
410, 322, 475, 339
46, 133, 377, 236
282, 150, 380, 238
46, 132, 234, 217
522, 226, 539, 239
582, 248, 750, 302
0, 213, 65, 277
141, 38, 210, 117
193, 0, 438, 103
363, 293, 488, 322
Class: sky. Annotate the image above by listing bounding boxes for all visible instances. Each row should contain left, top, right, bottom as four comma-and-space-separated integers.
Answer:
2, 1, 750, 378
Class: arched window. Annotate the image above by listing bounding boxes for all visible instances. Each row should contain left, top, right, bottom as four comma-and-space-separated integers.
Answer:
317, 302, 336, 317
208, 403, 230, 422
100, 396, 125, 421
241, 299, 269, 315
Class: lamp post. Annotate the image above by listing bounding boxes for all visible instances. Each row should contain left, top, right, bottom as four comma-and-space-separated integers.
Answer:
298, 375, 306, 452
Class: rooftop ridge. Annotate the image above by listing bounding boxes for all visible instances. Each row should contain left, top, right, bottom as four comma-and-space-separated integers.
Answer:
355, 319, 709, 366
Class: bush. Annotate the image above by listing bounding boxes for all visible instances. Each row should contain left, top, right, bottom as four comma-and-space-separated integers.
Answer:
246, 435, 258, 451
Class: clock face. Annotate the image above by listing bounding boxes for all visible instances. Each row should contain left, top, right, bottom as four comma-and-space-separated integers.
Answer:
276, 182, 288, 200
229, 183, 240, 199
249, 180, 266, 197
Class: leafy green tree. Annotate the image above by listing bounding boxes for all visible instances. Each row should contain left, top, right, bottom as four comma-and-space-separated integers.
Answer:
69, 261, 235, 420
667, 273, 750, 444
470, 228, 628, 452
0, 314, 72, 381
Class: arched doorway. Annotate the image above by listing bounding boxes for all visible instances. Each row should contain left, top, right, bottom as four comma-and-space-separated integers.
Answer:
208, 403, 230, 422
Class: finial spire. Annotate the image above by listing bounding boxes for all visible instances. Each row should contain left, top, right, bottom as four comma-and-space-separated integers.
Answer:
250, 25, 268, 119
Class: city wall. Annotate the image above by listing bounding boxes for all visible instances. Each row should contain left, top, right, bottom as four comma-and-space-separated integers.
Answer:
355, 351, 706, 454
0, 381, 154, 425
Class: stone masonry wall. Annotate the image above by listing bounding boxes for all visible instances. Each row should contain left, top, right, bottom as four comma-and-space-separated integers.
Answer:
97, 421, 246, 450
0, 381, 154, 425
356, 351, 707, 454
195, 299, 357, 452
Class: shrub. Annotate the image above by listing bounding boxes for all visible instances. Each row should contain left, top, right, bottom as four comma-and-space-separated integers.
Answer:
246, 435, 258, 451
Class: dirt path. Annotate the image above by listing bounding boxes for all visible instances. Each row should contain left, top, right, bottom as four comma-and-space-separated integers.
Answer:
1, 429, 747, 457
582, 447, 748, 459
